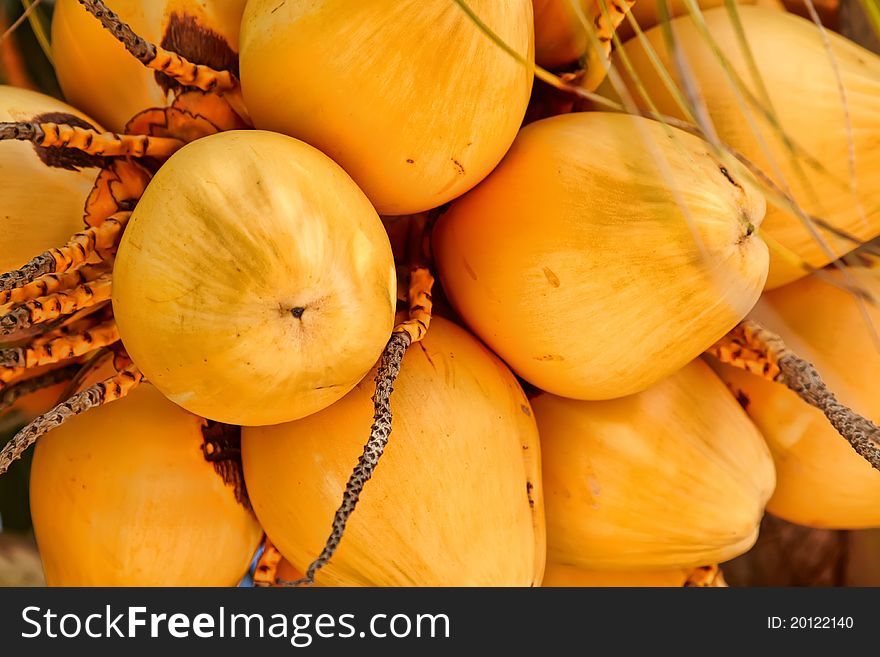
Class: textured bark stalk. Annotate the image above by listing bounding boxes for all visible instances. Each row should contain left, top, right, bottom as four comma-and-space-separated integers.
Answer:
0, 265, 106, 308
0, 319, 119, 370
0, 254, 56, 293
47, 212, 130, 272
0, 122, 42, 143
0, 213, 127, 295
30, 305, 113, 348
200, 420, 250, 510
0, 121, 184, 158
0, 364, 82, 415
77, 0, 238, 93
288, 266, 436, 585
707, 319, 880, 472
0, 273, 113, 335
289, 331, 411, 586
148, 48, 239, 93
0, 364, 143, 475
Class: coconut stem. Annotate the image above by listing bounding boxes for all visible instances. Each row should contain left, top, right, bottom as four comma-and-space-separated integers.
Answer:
287, 265, 435, 585
0, 121, 42, 143
76, 0, 155, 64
0, 266, 100, 310
0, 121, 184, 159
0, 364, 142, 476
707, 319, 880, 472
0, 253, 56, 293
0, 212, 129, 296
0, 364, 81, 415
201, 420, 250, 510
0, 319, 119, 370
0, 306, 38, 336
0, 273, 113, 336
77, 0, 238, 94
289, 331, 411, 586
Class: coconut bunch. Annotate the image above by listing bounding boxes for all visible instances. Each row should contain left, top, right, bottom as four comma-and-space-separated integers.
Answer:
0, 0, 877, 588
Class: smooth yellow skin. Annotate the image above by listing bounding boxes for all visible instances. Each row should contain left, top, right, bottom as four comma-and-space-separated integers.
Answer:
276, 558, 306, 584
240, 0, 534, 215
243, 317, 545, 587
713, 267, 880, 529
542, 562, 689, 587
52, 0, 247, 132
619, 0, 781, 39
30, 384, 262, 586
536, 358, 775, 570
112, 130, 396, 426
0, 86, 98, 273
434, 112, 768, 400
609, 7, 880, 288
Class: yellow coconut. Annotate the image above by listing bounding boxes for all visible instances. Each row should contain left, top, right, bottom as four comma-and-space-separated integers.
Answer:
712, 266, 880, 528
111, 130, 396, 426
240, 0, 534, 215
533, 0, 597, 69
532, 0, 634, 90
433, 111, 768, 400
0, 86, 99, 273
52, 0, 247, 132
30, 383, 261, 586
608, 7, 880, 288
536, 358, 775, 570
242, 317, 545, 586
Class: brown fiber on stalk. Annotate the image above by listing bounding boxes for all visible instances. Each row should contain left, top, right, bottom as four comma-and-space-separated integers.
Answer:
78, 0, 239, 93
0, 363, 143, 475
201, 420, 250, 510
0, 121, 42, 143
290, 331, 411, 586
31, 112, 108, 172
155, 13, 240, 95
707, 320, 880, 472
